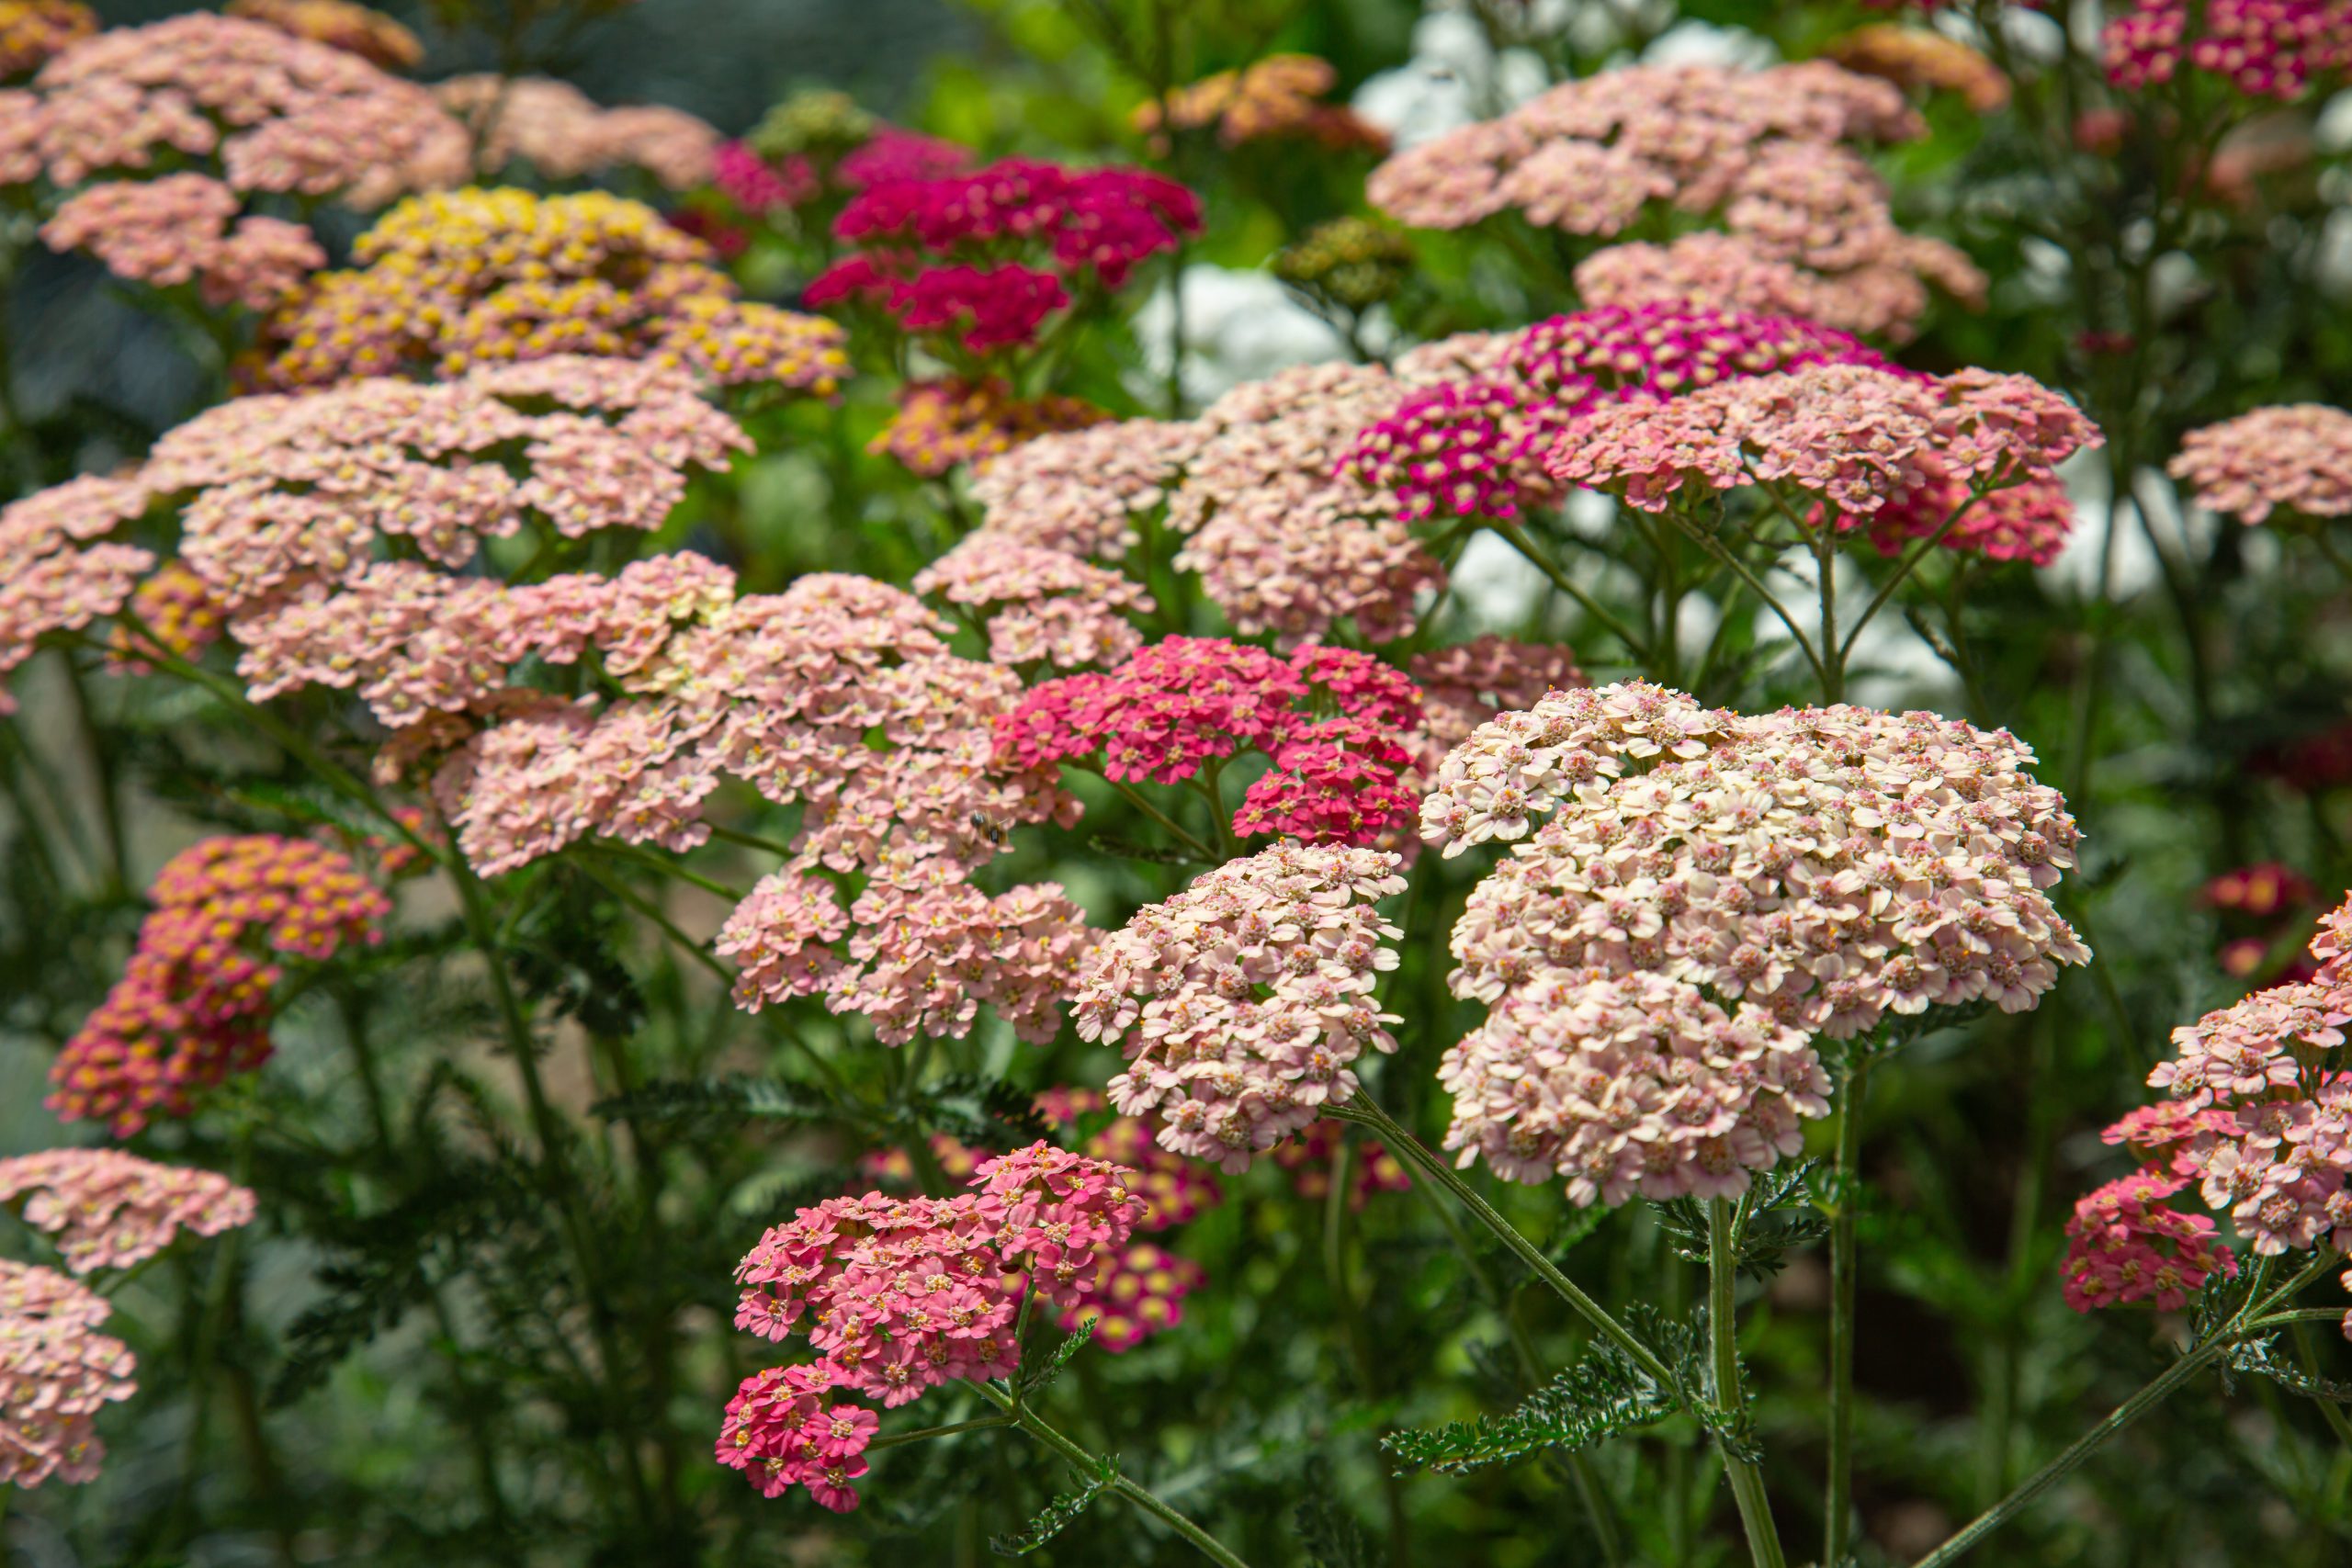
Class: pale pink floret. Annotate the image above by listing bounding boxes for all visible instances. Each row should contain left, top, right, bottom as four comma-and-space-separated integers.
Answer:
1422, 682, 2090, 1041
0, 1260, 138, 1489
0, 1150, 256, 1275
41, 174, 324, 310
1074, 841, 1408, 1172
911, 536, 1154, 669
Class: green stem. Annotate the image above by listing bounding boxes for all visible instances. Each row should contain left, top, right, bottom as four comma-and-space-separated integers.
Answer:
1491, 520, 1651, 661
1662, 517, 1830, 692
1912, 1253, 2339, 1566
1099, 773, 1219, 863
707, 822, 797, 860
968, 1382, 1253, 1568
586, 840, 748, 902
1329, 1099, 1677, 1391
866, 1415, 1017, 1454
1825, 1055, 1871, 1563
2290, 1322, 2352, 1452
1709, 1199, 1787, 1568
572, 857, 731, 984
1837, 491, 1987, 671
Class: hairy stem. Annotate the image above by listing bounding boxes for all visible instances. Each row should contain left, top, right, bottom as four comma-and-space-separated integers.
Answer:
1710, 1199, 1787, 1568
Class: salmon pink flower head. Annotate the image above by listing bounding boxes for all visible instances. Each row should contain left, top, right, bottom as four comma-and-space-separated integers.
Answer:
40, 174, 322, 310
1074, 842, 1408, 1172
435, 75, 719, 189
2092, 892, 2352, 1333
2169, 403, 2352, 525
0, 1260, 138, 1489
1548, 362, 2100, 520
1424, 682, 2090, 1040
47, 836, 389, 1136
871, 378, 1110, 481
1410, 635, 1588, 752
1442, 967, 1830, 1206
0, 1150, 256, 1275
722, 1145, 1147, 1510
996, 636, 1425, 847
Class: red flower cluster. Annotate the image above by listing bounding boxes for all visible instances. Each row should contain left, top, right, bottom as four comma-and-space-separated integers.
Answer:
994, 636, 1424, 847
723, 1143, 1144, 1511
48, 836, 389, 1135
806, 158, 1200, 355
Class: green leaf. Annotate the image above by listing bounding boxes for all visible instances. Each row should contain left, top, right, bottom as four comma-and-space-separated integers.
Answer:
1293, 1456, 1374, 1568
913, 1074, 1054, 1148
1383, 1343, 1674, 1475
989, 1453, 1119, 1555
1021, 1317, 1096, 1396
2228, 1335, 2352, 1404
591, 1074, 836, 1127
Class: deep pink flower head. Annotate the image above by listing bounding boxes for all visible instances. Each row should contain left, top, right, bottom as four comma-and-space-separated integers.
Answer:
722, 1144, 1148, 1510
713, 139, 819, 213
1846, 469, 2077, 567
0, 1260, 138, 1489
834, 158, 1198, 284
837, 128, 972, 188
1075, 842, 1408, 1171
48, 836, 389, 1135
1055, 1240, 1203, 1351
0, 1150, 256, 1274
1270, 1120, 1411, 1209
2104, 0, 2352, 99
995, 636, 1425, 846
2202, 863, 2319, 919
1344, 382, 1524, 523
2060, 1168, 2238, 1311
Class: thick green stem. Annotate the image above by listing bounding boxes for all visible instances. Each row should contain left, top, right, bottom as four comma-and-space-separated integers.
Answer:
1824, 1055, 1871, 1563
1912, 1253, 2339, 1566
1329, 1099, 1677, 1391
969, 1382, 1253, 1568
1709, 1200, 1787, 1568
1491, 520, 1651, 661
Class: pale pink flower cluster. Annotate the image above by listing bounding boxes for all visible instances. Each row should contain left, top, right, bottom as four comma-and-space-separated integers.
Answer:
435, 75, 720, 190
1574, 230, 1977, 344
968, 360, 1449, 646
1408, 635, 1588, 751
1073, 842, 1408, 1171
911, 536, 1153, 669
1366, 62, 1977, 337
40, 173, 322, 309
2168, 403, 2352, 525
722, 1144, 1144, 1509
1438, 966, 1830, 1206
718, 863, 1093, 1046
1423, 682, 2090, 1041
0, 475, 153, 709
0, 1149, 256, 1274
7, 14, 467, 202
1549, 362, 2100, 518
0, 1260, 136, 1489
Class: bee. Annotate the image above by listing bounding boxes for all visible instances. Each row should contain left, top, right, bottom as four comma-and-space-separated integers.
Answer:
968, 810, 1014, 847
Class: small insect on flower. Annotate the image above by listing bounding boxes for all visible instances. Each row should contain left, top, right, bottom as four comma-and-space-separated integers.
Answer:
969, 810, 1014, 847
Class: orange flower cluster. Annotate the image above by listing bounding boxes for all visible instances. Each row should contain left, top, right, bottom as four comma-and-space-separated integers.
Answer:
1135, 54, 1386, 153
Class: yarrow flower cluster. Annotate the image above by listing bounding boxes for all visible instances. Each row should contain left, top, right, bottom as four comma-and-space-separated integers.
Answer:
1365, 62, 1981, 339
253, 187, 848, 389
1424, 682, 2090, 1038
224, 0, 420, 71
2201, 862, 2323, 983
721, 1144, 1145, 1509
40, 173, 323, 310
1, 14, 466, 201
2060, 1168, 2238, 1311
0, 1260, 136, 1489
1409, 635, 1588, 752
1272, 216, 1416, 312
1073, 842, 1408, 1170
710, 91, 970, 223
0, 0, 91, 78
1268, 1119, 1412, 1209
0, 1149, 256, 1274
435, 75, 720, 190
1132, 54, 1387, 153
806, 158, 1200, 355
1440, 967, 1830, 1206
1826, 23, 2010, 111
996, 636, 1426, 847
2169, 403, 2352, 525
49, 836, 389, 1135
1548, 361, 2100, 525
911, 535, 1152, 669
869, 377, 1110, 478
2103, 0, 2352, 100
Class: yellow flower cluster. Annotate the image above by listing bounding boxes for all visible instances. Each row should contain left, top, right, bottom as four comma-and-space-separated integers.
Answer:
0, 0, 93, 77
870, 377, 1111, 478
1272, 216, 1414, 311
224, 0, 420, 72
1826, 25, 2010, 114
254, 187, 847, 394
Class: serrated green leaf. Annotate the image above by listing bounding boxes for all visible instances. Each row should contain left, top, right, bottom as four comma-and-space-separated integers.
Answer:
989, 1453, 1119, 1555
1384, 1343, 1673, 1475
1294, 1456, 1374, 1568
1021, 1317, 1096, 1396
591, 1074, 836, 1126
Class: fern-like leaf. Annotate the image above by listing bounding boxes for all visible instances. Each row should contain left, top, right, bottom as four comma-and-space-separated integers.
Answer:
592, 1075, 836, 1127
1383, 1343, 1673, 1475
1293, 1456, 1374, 1568
1021, 1318, 1096, 1397
988, 1453, 1119, 1555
